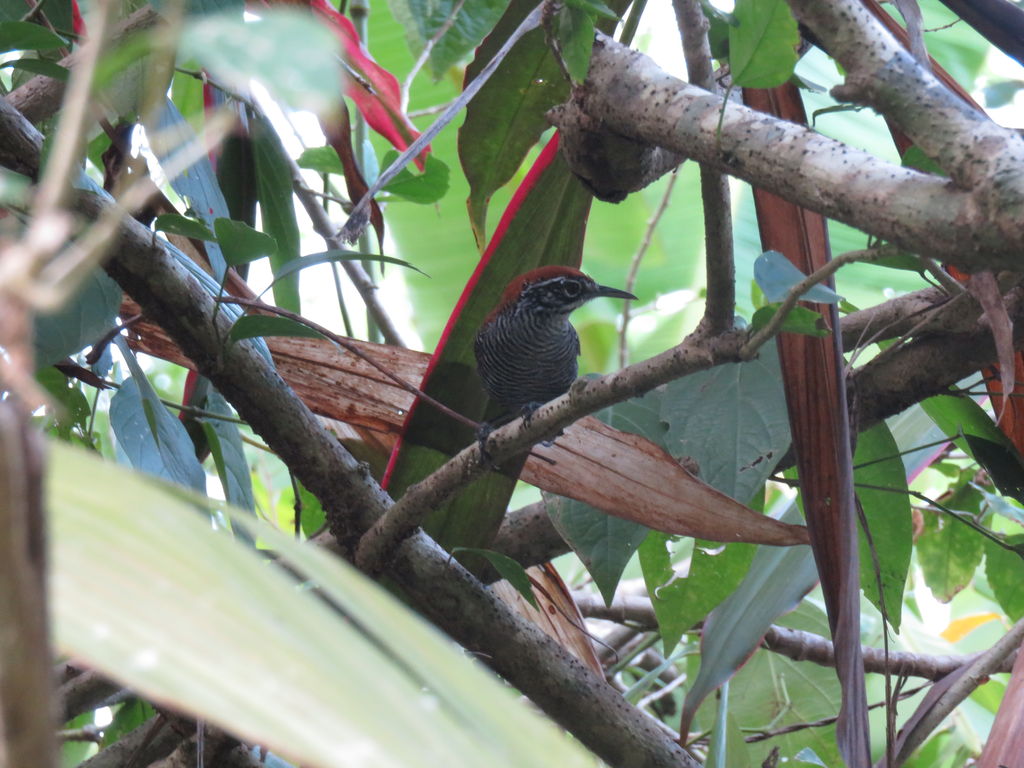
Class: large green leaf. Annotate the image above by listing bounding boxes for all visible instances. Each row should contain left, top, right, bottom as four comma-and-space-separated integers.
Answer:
200, 390, 254, 512
249, 112, 303, 312
459, 5, 568, 248
727, 602, 842, 766
729, 0, 799, 89
33, 269, 122, 368
921, 394, 1024, 504
984, 535, 1024, 620
49, 442, 598, 768
679, 503, 817, 737
545, 490, 650, 605
386, 0, 508, 79
916, 486, 984, 602
109, 338, 206, 492
852, 422, 912, 630
180, 11, 342, 115
458, 0, 628, 248
660, 342, 790, 505
639, 533, 755, 655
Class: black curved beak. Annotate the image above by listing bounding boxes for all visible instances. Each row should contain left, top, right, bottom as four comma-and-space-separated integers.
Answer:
593, 284, 637, 301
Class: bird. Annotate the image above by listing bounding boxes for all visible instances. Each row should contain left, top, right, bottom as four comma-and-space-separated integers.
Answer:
474, 266, 636, 437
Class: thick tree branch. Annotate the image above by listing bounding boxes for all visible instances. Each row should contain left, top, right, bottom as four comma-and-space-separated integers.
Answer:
491, 502, 567, 571
789, 0, 1023, 192
560, 35, 1024, 271
7, 6, 163, 125
853, 289, 1024, 428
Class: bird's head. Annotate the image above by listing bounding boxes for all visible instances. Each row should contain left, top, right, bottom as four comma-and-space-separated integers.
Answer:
485, 266, 636, 323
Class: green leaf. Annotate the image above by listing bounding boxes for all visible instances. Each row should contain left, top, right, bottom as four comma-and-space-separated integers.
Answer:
293, 479, 327, 538
639, 533, 754, 654
729, 602, 842, 765
268, 249, 425, 292
984, 80, 1024, 108
544, 490, 649, 605
921, 394, 1024, 505
459, 4, 570, 247
200, 390, 254, 512
750, 304, 830, 336
49, 442, 598, 768
660, 342, 790, 505
297, 146, 345, 175
213, 218, 278, 267
977, 487, 1024, 526
110, 339, 207, 492
381, 151, 451, 203
556, 5, 596, 83
916, 498, 983, 602
680, 508, 820, 747
33, 269, 122, 368
0, 21, 67, 52
753, 250, 842, 304
705, 694, 753, 768
562, 0, 619, 20
387, 0, 509, 79
853, 422, 912, 630
36, 366, 91, 439
728, 0, 799, 88
902, 145, 946, 176
0, 57, 68, 80
871, 250, 926, 273
0, 167, 29, 205
984, 535, 1024, 620
180, 10, 342, 114
228, 315, 325, 343
154, 213, 216, 241
451, 548, 537, 608
252, 113, 302, 313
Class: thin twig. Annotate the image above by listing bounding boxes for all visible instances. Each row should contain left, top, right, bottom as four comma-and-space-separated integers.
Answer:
409, 100, 456, 119
745, 683, 932, 743
287, 154, 408, 347
400, 0, 467, 112
894, 615, 1024, 764
674, 0, 734, 337
740, 246, 899, 358
339, 3, 545, 243
619, 170, 679, 368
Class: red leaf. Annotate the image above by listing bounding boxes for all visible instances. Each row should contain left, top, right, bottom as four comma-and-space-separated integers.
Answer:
308, 0, 428, 170
744, 83, 870, 766
71, 0, 86, 37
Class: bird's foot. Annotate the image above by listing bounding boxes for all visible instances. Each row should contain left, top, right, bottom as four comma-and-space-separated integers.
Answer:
519, 402, 562, 447
476, 422, 499, 469
519, 401, 543, 427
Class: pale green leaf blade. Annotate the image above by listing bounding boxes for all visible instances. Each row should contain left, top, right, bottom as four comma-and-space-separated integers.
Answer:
49, 442, 599, 768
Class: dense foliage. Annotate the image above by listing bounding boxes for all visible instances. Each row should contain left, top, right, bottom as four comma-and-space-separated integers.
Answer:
3, 1, 1024, 767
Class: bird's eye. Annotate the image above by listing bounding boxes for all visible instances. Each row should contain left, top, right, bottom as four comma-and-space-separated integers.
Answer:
561, 281, 582, 298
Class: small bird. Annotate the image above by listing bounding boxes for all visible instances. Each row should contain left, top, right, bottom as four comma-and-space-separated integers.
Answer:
474, 266, 636, 422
